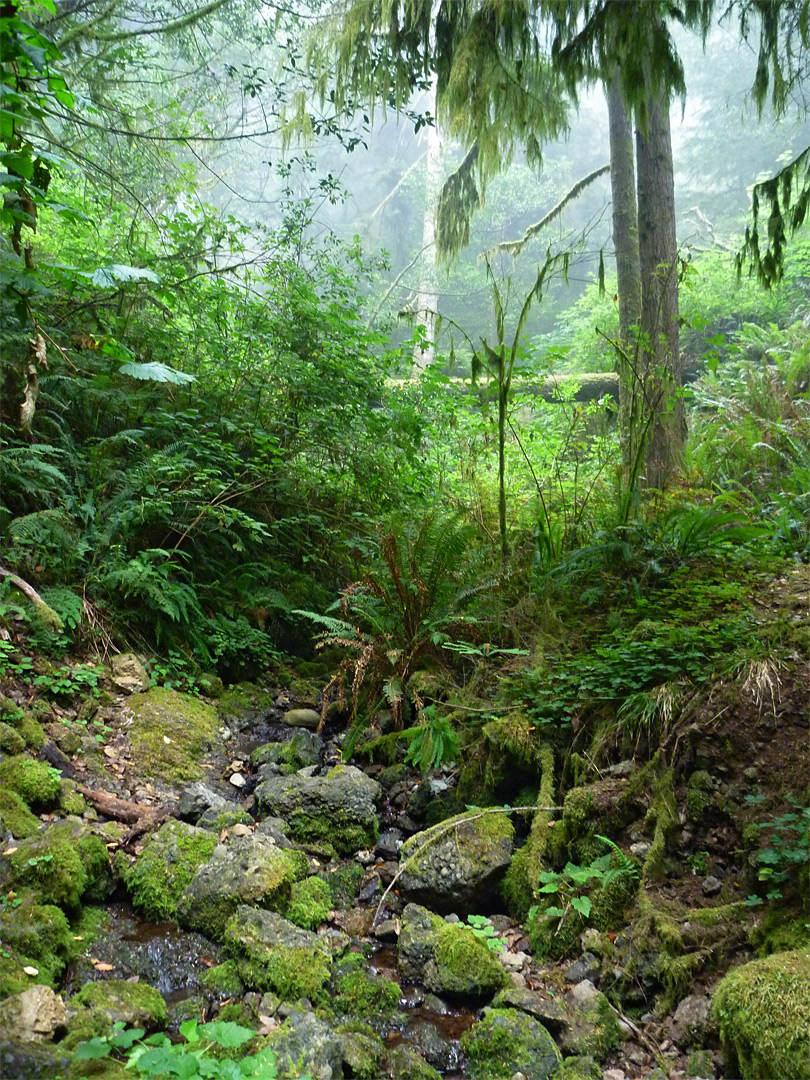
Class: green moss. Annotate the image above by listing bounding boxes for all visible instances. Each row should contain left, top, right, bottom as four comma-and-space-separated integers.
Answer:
126, 688, 220, 783
62, 980, 167, 1051
200, 959, 245, 998
332, 969, 402, 1025
285, 876, 332, 931
72, 905, 109, 946
642, 765, 677, 881
196, 808, 253, 831
337, 1024, 384, 1079
685, 1050, 714, 1079
0, 896, 74, 990
386, 1045, 442, 1080
58, 779, 88, 817
0, 721, 25, 755
752, 908, 810, 956
5, 831, 87, 909
0, 788, 41, 838
223, 909, 332, 1003
528, 905, 585, 962
552, 1057, 602, 1080
76, 832, 113, 903
0, 754, 61, 809
460, 1007, 562, 1080
563, 992, 622, 1062
0, 696, 45, 747
686, 770, 713, 822
431, 923, 508, 998
217, 683, 276, 724
287, 811, 377, 856
125, 820, 216, 921
712, 950, 810, 1080
501, 844, 534, 919
320, 862, 363, 909
216, 1001, 253, 1026
562, 786, 593, 831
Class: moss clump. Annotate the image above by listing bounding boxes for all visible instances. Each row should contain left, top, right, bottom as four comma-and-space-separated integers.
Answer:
386, 1045, 442, 1080
0, 896, 74, 990
501, 844, 534, 920
0, 755, 61, 809
320, 862, 363, 909
4, 831, 87, 909
196, 807, 253, 831
460, 1007, 562, 1080
61, 979, 167, 1051
223, 907, 332, 1003
75, 832, 113, 903
686, 770, 713, 822
287, 812, 377, 857
58, 780, 87, 817
332, 969, 402, 1026
337, 1023, 384, 1079
712, 949, 810, 1080
125, 688, 220, 783
285, 876, 332, 931
0, 721, 25, 755
0, 696, 45, 748
429, 923, 508, 999
125, 820, 216, 921
217, 683, 276, 725
562, 991, 622, 1062
552, 1057, 601, 1080
200, 959, 245, 998
0, 788, 41, 839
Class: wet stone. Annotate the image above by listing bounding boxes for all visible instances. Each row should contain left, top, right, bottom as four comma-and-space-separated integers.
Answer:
565, 951, 601, 984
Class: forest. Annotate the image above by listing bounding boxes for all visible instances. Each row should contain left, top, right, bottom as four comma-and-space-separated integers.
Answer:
0, 2, 808, 1079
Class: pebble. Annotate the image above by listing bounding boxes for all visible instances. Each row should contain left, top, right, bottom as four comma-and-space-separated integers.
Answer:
702, 875, 722, 896
355, 849, 376, 866
229, 772, 246, 788
229, 823, 252, 836
372, 918, 400, 942
603, 1070, 626, 1080
500, 951, 528, 971
630, 840, 651, 858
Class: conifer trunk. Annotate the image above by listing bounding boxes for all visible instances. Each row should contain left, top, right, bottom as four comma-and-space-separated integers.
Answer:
636, 69, 684, 491
606, 65, 642, 486
412, 91, 441, 373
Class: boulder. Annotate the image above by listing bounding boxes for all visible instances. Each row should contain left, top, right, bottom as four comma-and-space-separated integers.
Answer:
0, 986, 66, 1043
459, 1007, 561, 1080
223, 905, 332, 1002
254, 765, 380, 855
492, 987, 569, 1032
386, 1045, 441, 1080
124, 688, 220, 784
177, 781, 231, 822
266, 1011, 343, 1080
252, 729, 324, 772
111, 653, 149, 694
712, 949, 810, 1080
671, 992, 713, 1046
397, 810, 514, 915
178, 833, 308, 939
284, 708, 321, 729
398, 903, 508, 1002
559, 981, 623, 1062
124, 819, 217, 921
62, 980, 166, 1051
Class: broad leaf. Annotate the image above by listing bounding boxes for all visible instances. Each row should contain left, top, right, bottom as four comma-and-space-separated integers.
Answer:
197, 1021, 255, 1048
119, 362, 195, 385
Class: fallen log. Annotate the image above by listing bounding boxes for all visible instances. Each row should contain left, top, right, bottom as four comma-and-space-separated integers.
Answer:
76, 784, 169, 827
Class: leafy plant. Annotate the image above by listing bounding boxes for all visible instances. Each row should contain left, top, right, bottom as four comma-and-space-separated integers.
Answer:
465, 914, 506, 953
745, 795, 810, 905
73, 1019, 310, 1079
528, 835, 639, 935
405, 706, 460, 775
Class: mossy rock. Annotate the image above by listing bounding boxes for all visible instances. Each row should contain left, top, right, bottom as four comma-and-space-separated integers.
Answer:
125, 819, 217, 921
196, 807, 253, 831
0, 754, 61, 809
712, 949, 810, 1080
217, 682, 276, 728
200, 959, 245, 998
0, 721, 25, 755
223, 905, 333, 1002
398, 809, 514, 916
0, 788, 41, 839
398, 904, 508, 1002
0, 897, 74, 993
686, 770, 714, 823
74, 831, 114, 903
460, 1007, 562, 1080
551, 1056, 602, 1080
263, 1011, 343, 1080
331, 966, 402, 1028
319, 862, 363, 910
285, 875, 332, 931
178, 835, 309, 940
251, 729, 323, 773
61, 980, 167, 1052
58, 780, 87, 817
125, 688, 220, 783
1, 830, 87, 909
0, 696, 45, 748
560, 988, 622, 1062
337, 1024, 385, 1079
386, 1045, 442, 1080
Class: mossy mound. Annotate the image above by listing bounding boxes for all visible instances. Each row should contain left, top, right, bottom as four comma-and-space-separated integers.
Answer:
460, 1007, 562, 1080
398, 903, 508, 1002
74, 831, 114, 903
285, 875, 332, 931
0, 788, 41, 839
552, 1056, 602, 1080
337, 1023, 385, 1080
560, 988, 622, 1062
217, 682, 276, 729
0, 755, 61, 809
125, 819, 217, 921
200, 959, 245, 998
57, 780, 88, 817
0, 695, 45, 748
0, 897, 74, 996
319, 862, 363, 909
178, 835, 309, 940
223, 905, 333, 1002
712, 949, 810, 1080
331, 963, 402, 1029
61, 980, 167, 1052
386, 1045, 442, 1080
0, 721, 25, 755
1, 831, 87, 909
125, 688, 220, 783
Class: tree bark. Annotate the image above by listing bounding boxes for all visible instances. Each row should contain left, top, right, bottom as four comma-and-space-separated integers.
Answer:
636, 65, 684, 492
412, 89, 441, 373
606, 65, 642, 482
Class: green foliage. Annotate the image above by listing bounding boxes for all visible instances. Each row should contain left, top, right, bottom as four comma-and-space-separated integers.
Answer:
465, 914, 505, 953
405, 706, 460, 775
73, 1019, 310, 1079
744, 795, 810, 906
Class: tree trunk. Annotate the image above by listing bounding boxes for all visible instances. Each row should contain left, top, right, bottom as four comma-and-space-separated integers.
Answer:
636, 69, 683, 492
606, 65, 642, 484
412, 96, 441, 373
